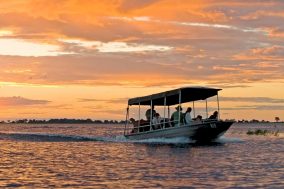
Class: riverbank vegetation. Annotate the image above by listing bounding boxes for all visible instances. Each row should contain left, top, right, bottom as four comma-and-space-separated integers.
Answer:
247, 129, 279, 136
0, 119, 126, 124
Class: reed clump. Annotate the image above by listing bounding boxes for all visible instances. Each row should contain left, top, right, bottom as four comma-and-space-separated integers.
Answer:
247, 129, 279, 136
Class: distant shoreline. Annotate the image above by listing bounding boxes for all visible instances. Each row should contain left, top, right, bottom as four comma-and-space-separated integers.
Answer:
0, 119, 126, 124
0, 118, 282, 124
233, 122, 284, 125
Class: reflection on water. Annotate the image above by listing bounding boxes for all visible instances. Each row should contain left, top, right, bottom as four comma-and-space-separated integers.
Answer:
0, 123, 283, 188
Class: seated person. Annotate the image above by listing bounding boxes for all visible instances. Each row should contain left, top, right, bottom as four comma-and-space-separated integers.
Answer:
139, 119, 148, 125
184, 107, 192, 124
130, 118, 152, 133
159, 118, 171, 128
145, 108, 156, 121
152, 113, 161, 130
129, 118, 138, 133
193, 115, 203, 124
165, 118, 172, 128
134, 119, 150, 132
171, 105, 183, 126
209, 111, 218, 120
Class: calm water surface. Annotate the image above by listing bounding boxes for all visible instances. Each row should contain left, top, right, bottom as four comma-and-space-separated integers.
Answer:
0, 123, 283, 188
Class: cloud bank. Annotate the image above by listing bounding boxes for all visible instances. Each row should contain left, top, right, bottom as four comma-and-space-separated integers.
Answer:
0, 0, 283, 87
0, 96, 50, 106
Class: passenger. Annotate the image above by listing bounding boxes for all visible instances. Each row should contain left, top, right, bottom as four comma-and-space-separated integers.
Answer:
129, 118, 138, 133
145, 106, 156, 121
194, 115, 203, 124
152, 113, 161, 130
130, 118, 136, 124
184, 107, 192, 124
171, 105, 183, 126
209, 111, 218, 120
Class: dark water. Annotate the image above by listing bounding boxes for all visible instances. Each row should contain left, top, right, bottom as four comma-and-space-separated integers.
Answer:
0, 123, 283, 188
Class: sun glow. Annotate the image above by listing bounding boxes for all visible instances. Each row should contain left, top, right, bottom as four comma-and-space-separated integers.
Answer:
0, 38, 67, 56
59, 39, 173, 53
0, 30, 13, 36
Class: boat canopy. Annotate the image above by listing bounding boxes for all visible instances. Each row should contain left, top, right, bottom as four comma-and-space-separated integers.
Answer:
128, 87, 221, 106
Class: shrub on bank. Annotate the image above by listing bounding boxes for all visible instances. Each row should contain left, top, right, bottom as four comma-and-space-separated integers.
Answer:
247, 129, 279, 136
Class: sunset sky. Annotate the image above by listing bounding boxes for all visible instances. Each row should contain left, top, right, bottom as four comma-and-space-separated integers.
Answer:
0, 0, 283, 121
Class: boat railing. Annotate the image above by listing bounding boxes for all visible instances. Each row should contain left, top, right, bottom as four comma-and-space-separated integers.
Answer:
203, 118, 218, 123
125, 118, 219, 135
125, 119, 174, 135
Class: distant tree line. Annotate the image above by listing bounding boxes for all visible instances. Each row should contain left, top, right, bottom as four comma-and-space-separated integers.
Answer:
236, 119, 274, 123
0, 118, 281, 124
0, 118, 126, 124
214, 119, 276, 123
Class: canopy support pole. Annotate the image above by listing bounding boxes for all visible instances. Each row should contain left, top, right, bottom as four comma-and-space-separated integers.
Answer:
124, 106, 129, 135
163, 96, 166, 129
168, 106, 170, 120
178, 89, 181, 126
138, 102, 140, 126
217, 93, 220, 120
150, 100, 153, 131
206, 99, 208, 119
193, 101, 195, 118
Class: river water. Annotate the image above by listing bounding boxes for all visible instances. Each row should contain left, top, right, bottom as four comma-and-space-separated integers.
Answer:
0, 123, 283, 188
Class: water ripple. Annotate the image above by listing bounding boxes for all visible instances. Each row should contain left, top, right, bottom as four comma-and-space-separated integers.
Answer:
0, 123, 283, 188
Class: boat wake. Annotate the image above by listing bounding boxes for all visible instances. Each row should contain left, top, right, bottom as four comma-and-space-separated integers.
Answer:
0, 132, 244, 145
0, 132, 108, 142
215, 136, 243, 143
130, 137, 195, 144
0, 132, 195, 144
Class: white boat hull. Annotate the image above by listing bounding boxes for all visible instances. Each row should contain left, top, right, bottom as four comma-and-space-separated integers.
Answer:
125, 121, 233, 141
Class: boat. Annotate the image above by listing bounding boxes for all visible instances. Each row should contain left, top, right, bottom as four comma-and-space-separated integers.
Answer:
123, 87, 233, 142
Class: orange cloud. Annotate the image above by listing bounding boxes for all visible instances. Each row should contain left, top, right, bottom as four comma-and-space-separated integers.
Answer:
234, 45, 284, 61
0, 96, 50, 106
241, 10, 284, 20
265, 27, 284, 38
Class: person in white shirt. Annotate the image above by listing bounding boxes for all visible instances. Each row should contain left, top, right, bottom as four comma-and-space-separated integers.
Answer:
185, 107, 192, 124
152, 113, 161, 130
